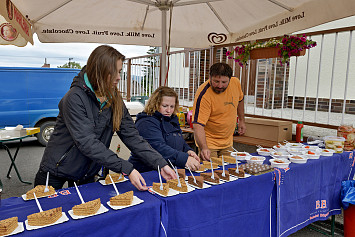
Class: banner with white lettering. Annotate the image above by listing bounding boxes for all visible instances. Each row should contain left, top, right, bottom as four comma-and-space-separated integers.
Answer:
6, 0, 355, 48
232, 0, 355, 43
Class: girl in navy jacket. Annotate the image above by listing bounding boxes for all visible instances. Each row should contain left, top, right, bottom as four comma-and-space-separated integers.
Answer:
129, 87, 200, 172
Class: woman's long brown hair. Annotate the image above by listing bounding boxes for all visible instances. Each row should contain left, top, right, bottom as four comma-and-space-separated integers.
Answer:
86, 45, 125, 132
144, 86, 179, 116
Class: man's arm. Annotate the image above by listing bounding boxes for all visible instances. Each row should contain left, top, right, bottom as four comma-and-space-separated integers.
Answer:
193, 123, 211, 161
237, 100, 246, 135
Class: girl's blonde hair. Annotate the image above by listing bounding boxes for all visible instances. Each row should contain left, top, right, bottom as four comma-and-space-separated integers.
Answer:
86, 45, 125, 132
144, 86, 179, 115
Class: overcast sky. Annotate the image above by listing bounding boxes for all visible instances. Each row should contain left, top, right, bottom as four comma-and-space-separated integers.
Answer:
0, 34, 150, 68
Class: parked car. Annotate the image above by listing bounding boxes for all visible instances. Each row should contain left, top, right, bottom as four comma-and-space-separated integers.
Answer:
0, 67, 80, 146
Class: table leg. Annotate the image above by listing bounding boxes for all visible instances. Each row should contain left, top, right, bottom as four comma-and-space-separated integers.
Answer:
330, 215, 335, 237
2, 140, 32, 184
6, 139, 21, 177
307, 216, 336, 236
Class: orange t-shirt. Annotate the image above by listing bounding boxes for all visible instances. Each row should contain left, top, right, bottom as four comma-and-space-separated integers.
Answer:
192, 77, 243, 149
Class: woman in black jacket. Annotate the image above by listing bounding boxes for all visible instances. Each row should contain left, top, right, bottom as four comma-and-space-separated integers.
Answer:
34, 45, 176, 190
129, 86, 200, 172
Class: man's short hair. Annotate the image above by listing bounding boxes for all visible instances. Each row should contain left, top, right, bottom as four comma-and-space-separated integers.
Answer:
209, 63, 233, 79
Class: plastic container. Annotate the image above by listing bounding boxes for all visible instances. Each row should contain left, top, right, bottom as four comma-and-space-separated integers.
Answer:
177, 111, 185, 127
187, 110, 193, 128
337, 124, 355, 151
296, 121, 304, 143
324, 136, 346, 153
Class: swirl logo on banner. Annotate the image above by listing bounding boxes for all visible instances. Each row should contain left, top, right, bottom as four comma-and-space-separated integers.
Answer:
208, 32, 227, 44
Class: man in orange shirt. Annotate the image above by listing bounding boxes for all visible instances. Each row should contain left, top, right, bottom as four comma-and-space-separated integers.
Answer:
192, 63, 246, 161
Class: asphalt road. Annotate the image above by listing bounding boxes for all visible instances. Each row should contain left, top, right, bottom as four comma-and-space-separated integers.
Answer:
0, 137, 344, 236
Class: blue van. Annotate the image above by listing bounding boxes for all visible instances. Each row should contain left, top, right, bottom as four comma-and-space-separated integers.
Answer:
0, 67, 80, 146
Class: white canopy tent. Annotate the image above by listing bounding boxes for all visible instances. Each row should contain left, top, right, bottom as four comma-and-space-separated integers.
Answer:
1, 0, 355, 83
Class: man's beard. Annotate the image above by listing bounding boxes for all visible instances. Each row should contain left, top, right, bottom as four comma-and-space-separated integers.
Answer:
211, 86, 226, 94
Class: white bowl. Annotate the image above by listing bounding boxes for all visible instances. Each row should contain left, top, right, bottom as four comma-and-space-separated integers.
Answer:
257, 148, 274, 156
288, 155, 307, 164
303, 145, 320, 151
273, 145, 288, 152
256, 148, 275, 156
269, 159, 291, 168
302, 150, 320, 159
271, 151, 290, 159
285, 143, 304, 148
247, 156, 266, 164
321, 149, 335, 156
231, 152, 251, 161
287, 147, 305, 155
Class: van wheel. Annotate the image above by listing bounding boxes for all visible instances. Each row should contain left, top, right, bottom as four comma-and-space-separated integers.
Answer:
36, 121, 56, 146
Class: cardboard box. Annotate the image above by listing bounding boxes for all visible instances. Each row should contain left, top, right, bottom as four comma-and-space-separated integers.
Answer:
244, 117, 292, 142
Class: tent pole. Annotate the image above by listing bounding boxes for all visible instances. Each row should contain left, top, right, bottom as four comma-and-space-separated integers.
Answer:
161, 9, 167, 86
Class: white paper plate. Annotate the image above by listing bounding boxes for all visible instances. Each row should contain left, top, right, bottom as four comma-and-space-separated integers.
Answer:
25, 212, 69, 230
217, 162, 230, 166
178, 184, 195, 193
68, 204, 108, 220
166, 180, 195, 194
107, 196, 144, 210
0, 222, 24, 237
219, 175, 238, 182
194, 169, 207, 173
148, 187, 179, 197
187, 182, 211, 189
204, 165, 219, 170
22, 192, 57, 201
225, 161, 241, 165
98, 177, 128, 185
203, 180, 221, 185
230, 174, 251, 179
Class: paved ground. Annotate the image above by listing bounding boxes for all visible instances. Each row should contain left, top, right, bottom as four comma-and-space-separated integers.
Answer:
0, 136, 346, 236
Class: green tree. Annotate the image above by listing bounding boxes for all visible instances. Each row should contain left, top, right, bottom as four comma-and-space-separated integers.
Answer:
57, 62, 82, 69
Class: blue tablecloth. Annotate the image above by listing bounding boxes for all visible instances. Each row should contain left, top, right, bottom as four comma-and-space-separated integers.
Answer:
143, 164, 276, 237
1, 150, 353, 237
274, 151, 355, 237
0, 177, 164, 237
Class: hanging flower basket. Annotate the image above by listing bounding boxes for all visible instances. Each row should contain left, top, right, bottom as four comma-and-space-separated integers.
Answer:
249, 47, 306, 60
226, 34, 316, 66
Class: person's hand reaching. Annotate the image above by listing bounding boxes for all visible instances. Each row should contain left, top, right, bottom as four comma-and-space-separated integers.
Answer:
160, 165, 177, 180
128, 169, 148, 191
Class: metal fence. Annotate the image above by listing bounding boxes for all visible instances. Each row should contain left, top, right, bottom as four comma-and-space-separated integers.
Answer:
122, 26, 355, 130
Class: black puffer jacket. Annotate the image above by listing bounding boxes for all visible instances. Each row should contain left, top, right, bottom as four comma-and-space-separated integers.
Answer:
39, 67, 167, 181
